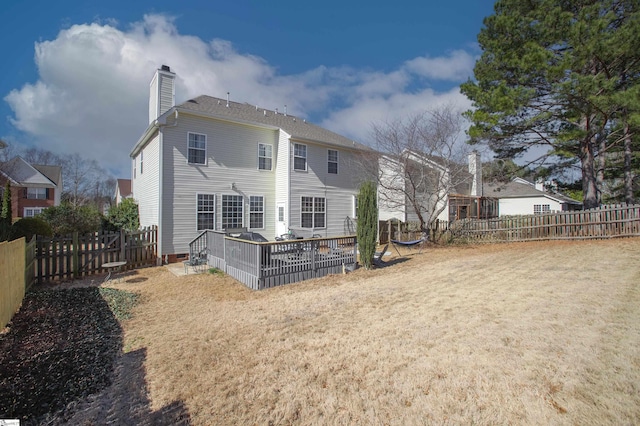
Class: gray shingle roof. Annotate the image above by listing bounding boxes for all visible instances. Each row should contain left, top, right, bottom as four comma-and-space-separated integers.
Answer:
483, 180, 581, 205
175, 95, 370, 151
33, 164, 62, 186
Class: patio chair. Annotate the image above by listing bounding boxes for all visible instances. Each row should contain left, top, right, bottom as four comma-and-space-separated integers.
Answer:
373, 244, 389, 266
183, 248, 208, 273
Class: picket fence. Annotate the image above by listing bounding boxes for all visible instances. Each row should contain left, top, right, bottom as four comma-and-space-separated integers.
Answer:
34, 226, 157, 284
449, 204, 640, 242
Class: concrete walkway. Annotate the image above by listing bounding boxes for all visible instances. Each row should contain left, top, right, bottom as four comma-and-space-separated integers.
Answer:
165, 262, 207, 277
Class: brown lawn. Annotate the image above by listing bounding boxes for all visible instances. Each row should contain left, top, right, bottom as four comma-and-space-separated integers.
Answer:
65, 238, 640, 425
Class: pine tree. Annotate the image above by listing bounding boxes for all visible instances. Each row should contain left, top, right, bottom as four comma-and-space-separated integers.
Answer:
356, 181, 378, 270
461, 0, 640, 209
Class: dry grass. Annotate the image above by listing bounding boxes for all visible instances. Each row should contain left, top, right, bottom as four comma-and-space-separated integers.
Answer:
89, 239, 640, 424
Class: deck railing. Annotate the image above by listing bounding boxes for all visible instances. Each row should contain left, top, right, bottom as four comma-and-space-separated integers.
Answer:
204, 230, 357, 290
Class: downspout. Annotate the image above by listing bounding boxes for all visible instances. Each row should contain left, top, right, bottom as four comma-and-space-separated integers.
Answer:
156, 109, 179, 264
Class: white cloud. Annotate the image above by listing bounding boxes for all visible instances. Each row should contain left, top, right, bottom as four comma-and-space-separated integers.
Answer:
5, 14, 477, 177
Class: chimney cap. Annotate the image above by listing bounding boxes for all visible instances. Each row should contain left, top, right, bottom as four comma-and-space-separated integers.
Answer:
160, 65, 171, 72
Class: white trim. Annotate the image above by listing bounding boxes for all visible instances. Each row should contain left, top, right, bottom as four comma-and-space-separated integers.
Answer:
293, 143, 307, 172
221, 193, 244, 230
328, 149, 338, 174
187, 132, 208, 165
257, 143, 273, 171
248, 194, 266, 230
23, 207, 45, 217
196, 193, 216, 231
300, 195, 326, 229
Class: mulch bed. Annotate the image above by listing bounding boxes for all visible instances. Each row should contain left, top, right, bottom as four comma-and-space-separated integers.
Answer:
0, 286, 138, 423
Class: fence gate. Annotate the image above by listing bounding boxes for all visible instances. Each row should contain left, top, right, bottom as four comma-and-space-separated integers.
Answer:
35, 226, 157, 284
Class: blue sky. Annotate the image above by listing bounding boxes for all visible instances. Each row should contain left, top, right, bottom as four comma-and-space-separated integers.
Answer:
1, 0, 497, 177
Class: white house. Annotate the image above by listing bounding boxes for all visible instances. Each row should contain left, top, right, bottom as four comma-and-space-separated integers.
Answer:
378, 150, 498, 225
131, 66, 371, 262
483, 177, 582, 216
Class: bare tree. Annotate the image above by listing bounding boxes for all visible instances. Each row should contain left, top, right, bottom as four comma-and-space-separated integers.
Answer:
358, 106, 474, 232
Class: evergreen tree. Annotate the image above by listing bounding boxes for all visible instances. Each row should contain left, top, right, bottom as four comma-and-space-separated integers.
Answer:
1, 181, 11, 226
461, 0, 640, 209
0, 182, 12, 241
356, 181, 378, 270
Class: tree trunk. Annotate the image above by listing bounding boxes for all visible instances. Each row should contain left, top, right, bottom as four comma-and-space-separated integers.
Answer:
623, 121, 635, 204
581, 137, 599, 210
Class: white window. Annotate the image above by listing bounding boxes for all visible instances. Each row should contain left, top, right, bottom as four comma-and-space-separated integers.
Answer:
27, 187, 47, 200
294, 143, 307, 171
328, 149, 338, 174
188, 132, 207, 165
133, 158, 137, 179
24, 207, 45, 217
197, 194, 215, 231
278, 205, 285, 222
353, 195, 358, 218
140, 150, 144, 174
222, 194, 244, 229
301, 196, 326, 228
249, 196, 264, 229
534, 204, 551, 214
258, 143, 272, 170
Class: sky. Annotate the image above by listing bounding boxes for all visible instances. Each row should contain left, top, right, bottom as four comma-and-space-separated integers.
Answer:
1, 0, 497, 178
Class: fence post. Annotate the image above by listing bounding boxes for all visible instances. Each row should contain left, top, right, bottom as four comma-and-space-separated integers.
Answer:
120, 229, 126, 262
72, 231, 79, 279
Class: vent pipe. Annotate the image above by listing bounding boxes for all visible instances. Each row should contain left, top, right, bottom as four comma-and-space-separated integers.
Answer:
284, 105, 287, 116
226, 92, 230, 107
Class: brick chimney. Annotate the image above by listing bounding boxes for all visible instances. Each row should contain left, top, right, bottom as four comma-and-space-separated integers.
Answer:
149, 65, 176, 124
468, 150, 482, 197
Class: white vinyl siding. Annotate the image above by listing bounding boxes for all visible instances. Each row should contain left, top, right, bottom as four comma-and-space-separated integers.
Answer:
222, 194, 244, 229
294, 143, 307, 171
197, 194, 215, 230
249, 195, 265, 229
133, 134, 160, 230
258, 143, 273, 170
188, 132, 207, 165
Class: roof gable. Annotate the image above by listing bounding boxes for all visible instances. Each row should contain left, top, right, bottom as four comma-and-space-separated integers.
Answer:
1, 156, 57, 187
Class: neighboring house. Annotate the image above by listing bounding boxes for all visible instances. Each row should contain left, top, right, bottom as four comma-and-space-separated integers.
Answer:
378, 150, 498, 224
114, 178, 132, 205
0, 156, 62, 219
483, 177, 582, 216
131, 66, 371, 262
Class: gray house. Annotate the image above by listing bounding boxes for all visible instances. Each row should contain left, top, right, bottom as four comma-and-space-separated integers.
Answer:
131, 66, 371, 263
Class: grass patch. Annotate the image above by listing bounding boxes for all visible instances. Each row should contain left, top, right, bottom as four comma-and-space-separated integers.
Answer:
99, 287, 140, 321
208, 267, 224, 276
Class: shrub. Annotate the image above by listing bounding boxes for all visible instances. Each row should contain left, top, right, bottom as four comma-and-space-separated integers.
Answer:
11, 217, 53, 240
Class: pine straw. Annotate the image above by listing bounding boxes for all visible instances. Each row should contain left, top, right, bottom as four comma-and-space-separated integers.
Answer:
106, 238, 640, 425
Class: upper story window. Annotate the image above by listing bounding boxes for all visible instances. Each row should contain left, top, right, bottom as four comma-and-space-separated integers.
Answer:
27, 187, 47, 200
328, 149, 338, 174
188, 132, 207, 165
258, 143, 273, 170
294, 143, 307, 171
140, 150, 144, 174
133, 158, 137, 179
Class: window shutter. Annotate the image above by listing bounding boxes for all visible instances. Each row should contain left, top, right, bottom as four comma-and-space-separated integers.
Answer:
46, 188, 51, 199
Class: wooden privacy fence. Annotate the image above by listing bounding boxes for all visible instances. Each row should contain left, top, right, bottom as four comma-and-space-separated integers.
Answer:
450, 204, 640, 243
202, 230, 357, 290
1, 237, 27, 329
34, 226, 157, 284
